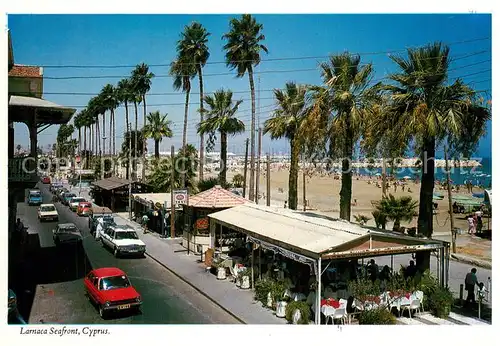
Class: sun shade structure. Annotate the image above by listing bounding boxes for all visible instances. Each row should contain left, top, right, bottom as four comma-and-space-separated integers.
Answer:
189, 185, 248, 209
132, 192, 174, 208
92, 177, 133, 191
9, 95, 76, 125
208, 203, 450, 324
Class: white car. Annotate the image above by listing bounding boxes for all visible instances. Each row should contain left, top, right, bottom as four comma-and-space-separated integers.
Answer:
100, 225, 146, 258
38, 204, 59, 222
69, 196, 87, 212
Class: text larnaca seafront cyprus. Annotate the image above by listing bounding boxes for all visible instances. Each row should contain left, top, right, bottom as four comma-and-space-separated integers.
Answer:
19, 326, 110, 338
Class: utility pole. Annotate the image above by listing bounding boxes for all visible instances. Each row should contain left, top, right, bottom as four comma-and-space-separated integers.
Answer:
266, 154, 271, 206
445, 145, 456, 253
255, 128, 262, 204
128, 123, 132, 221
170, 145, 176, 239
243, 138, 249, 198
382, 157, 387, 196
303, 170, 307, 211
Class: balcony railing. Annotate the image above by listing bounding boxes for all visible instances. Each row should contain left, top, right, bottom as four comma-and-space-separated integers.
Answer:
8, 157, 38, 183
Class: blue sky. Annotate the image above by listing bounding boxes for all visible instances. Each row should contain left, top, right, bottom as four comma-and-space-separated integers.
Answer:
9, 14, 491, 158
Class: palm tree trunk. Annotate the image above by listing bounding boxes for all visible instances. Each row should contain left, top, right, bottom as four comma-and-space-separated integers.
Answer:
393, 219, 401, 231
103, 112, 106, 158
181, 86, 191, 188
198, 66, 205, 180
288, 135, 300, 210
339, 116, 353, 221
155, 139, 160, 159
142, 94, 147, 180
78, 128, 81, 154
219, 131, 228, 184
248, 65, 256, 202
416, 136, 435, 271
133, 101, 139, 180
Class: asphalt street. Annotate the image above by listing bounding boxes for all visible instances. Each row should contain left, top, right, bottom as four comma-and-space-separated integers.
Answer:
11, 181, 239, 324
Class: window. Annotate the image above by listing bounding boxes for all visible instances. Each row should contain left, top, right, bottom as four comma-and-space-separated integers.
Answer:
115, 231, 139, 240
40, 205, 56, 212
99, 275, 131, 291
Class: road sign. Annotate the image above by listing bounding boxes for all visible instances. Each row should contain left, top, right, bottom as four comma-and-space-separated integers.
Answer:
173, 189, 188, 205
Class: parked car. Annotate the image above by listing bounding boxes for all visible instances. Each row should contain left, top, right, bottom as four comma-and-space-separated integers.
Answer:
77, 202, 93, 216
27, 189, 43, 206
53, 223, 82, 246
84, 267, 142, 318
50, 183, 63, 193
89, 207, 113, 234
8, 289, 27, 324
61, 192, 77, 206
69, 196, 87, 212
100, 225, 146, 258
38, 204, 59, 222
41, 176, 51, 184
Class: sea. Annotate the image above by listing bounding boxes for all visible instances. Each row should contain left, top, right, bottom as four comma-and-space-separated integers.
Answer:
356, 157, 492, 189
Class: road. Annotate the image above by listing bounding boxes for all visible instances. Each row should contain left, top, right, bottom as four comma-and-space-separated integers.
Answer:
9, 181, 239, 324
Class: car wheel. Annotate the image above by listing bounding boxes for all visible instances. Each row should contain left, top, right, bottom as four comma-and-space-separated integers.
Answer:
113, 247, 119, 258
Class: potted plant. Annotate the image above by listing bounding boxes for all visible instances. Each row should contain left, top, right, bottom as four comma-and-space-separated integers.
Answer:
428, 286, 454, 318
213, 259, 227, 280
358, 307, 396, 325
238, 268, 252, 290
254, 279, 275, 308
272, 281, 288, 318
285, 300, 311, 324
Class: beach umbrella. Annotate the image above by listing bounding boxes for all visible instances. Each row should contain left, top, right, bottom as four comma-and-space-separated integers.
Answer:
375, 173, 381, 176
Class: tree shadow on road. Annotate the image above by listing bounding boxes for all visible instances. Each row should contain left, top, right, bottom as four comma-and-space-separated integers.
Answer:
8, 233, 93, 324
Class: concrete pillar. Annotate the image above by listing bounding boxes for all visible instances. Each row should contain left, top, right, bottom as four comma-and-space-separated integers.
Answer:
8, 122, 14, 159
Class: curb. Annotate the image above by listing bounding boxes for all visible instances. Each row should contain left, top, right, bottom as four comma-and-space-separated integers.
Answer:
450, 254, 492, 270
144, 251, 245, 325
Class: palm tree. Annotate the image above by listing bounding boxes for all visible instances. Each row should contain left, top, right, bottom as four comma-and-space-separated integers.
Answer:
373, 194, 418, 231
177, 22, 210, 180
143, 111, 173, 159
131, 63, 155, 178
264, 82, 308, 210
117, 78, 133, 138
120, 130, 146, 180
101, 84, 118, 157
223, 14, 268, 201
128, 74, 143, 180
365, 42, 490, 269
307, 53, 377, 221
73, 112, 83, 154
197, 89, 245, 185
170, 56, 197, 187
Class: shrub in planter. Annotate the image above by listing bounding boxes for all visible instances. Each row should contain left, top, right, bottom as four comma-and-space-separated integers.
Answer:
271, 280, 287, 305
428, 286, 454, 318
358, 308, 396, 325
285, 300, 311, 324
254, 279, 275, 306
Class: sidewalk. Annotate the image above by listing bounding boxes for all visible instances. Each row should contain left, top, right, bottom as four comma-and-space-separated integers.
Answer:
112, 212, 286, 324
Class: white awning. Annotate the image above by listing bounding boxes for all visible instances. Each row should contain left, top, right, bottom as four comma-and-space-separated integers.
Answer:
132, 192, 176, 209
9, 95, 75, 112
208, 203, 369, 259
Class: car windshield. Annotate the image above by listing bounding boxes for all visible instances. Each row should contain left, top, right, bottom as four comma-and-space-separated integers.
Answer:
115, 231, 139, 240
72, 198, 85, 203
99, 275, 131, 290
65, 194, 76, 199
59, 225, 77, 233
41, 206, 56, 212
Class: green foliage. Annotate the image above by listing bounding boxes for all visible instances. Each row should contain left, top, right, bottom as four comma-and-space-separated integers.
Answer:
271, 280, 287, 303
197, 177, 231, 192
254, 279, 275, 306
358, 308, 397, 325
120, 130, 146, 159
348, 277, 381, 301
372, 210, 388, 229
428, 286, 454, 318
232, 173, 244, 188
285, 300, 311, 324
373, 194, 418, 231
354, 214, 371, 225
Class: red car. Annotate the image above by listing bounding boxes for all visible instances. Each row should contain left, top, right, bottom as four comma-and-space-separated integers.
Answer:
41, 176, 51, 184
84, 267, 142, 318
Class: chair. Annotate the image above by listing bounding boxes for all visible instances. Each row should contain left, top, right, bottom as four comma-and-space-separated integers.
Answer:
401, 298, 421, 318
398, 297, 411, 317
388, 296, 401, 315
339, 298, 348, 309
414, 291, 424, 311
330, 308, 347, 325
228, 265, 238, 283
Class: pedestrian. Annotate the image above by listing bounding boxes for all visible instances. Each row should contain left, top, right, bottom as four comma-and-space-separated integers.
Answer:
476, 214, 483, 235
404, 260, 418, 279
15, 218, 25, 244
464, 268, 479, 308
368, 259, 379, 282
284, 200, 287, 209
142, 213, 150, 234
467, 215, 475, 235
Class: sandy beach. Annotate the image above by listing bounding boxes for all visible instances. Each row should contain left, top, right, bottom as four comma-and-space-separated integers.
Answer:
224, 167, 487, 236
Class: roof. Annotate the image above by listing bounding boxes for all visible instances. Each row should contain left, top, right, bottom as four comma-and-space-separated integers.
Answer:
93, 267, 126, 278
58, 223, 77, 228
8, 64, 43, 78
92, 176, 132, 190
110, 225, 135, 232
208, 204, 445, 260
9, 95, 76, 125
91, 206, 113, 214
133, 192, 172, 208
40, 204, 55, 207
208, 203, 369, 258
189, 185, 249, 209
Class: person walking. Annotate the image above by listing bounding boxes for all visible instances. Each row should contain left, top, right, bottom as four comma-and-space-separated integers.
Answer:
464, 268, 479, 308
467, 215, 475, 235
142, 213, 150, 234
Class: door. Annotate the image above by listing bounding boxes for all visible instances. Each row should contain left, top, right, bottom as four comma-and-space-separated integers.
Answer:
102, 228, 113, 248
85, 272, 99, 303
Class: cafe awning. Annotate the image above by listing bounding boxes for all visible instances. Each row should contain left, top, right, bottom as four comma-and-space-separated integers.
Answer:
132, 192, 174, 209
